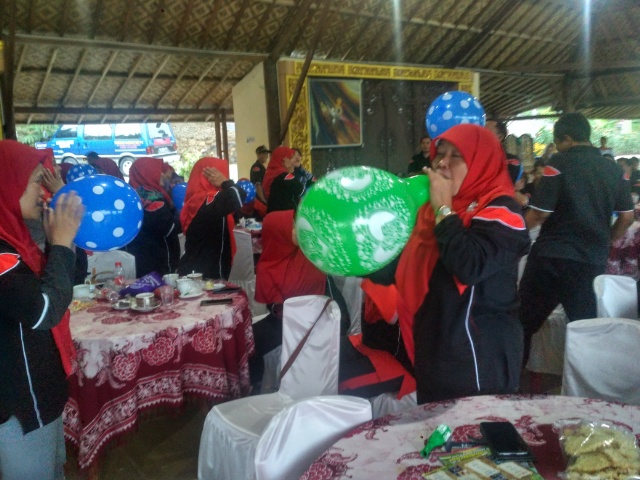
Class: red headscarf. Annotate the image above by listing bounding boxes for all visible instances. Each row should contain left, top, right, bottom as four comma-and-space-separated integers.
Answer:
366, 124, 515, 365
128, 157, 172, 205
0, 140, 76, 376
262, 146, 295, 199
90, 156, 125, 180
180, 157, 236, 254
255, 210, 326, 304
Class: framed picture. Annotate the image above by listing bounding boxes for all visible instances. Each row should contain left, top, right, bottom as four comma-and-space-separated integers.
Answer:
309, 79, 362, 148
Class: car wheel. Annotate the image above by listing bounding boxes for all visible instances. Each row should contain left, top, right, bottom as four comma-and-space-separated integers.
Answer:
62, 156, 78, 165
119, 156, 135, 176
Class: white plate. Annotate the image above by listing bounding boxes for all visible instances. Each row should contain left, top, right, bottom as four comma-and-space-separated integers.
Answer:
204, 282, 226, 292
130, 302, 161, 312
112, 301, 131, 311
179, 291, 204, 299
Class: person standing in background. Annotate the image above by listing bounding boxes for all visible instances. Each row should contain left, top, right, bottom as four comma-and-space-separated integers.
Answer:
407, 135, 431, 175
250, 146, 270, 205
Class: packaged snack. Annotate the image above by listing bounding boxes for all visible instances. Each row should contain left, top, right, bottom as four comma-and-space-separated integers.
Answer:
119, 272, 164, 297
423, 457, 537, 480
555, 420, 640, 480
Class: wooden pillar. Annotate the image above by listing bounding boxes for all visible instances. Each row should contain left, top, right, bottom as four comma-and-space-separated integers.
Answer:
1, 1, 17, 139
221, 109, 229, 161
214, 109, 222, 158
263, 59, 281, 150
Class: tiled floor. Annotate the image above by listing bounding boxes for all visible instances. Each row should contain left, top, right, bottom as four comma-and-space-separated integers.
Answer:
63, 372, 562, 479
65, 403, 208, 480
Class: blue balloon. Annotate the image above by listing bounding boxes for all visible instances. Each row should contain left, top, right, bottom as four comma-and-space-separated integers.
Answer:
66, 164, 98, 182
426, 91, 486, 139
236, 179, 256, 204
171, 183, 187, 212
51, 175, 143, 252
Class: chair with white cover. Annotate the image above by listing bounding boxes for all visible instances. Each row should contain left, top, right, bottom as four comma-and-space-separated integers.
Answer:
229, 229, 267, 318
562, 317, 640, 405
331, 276, 363, 334
254, 395, 372, 480
198, 295, 341, 480
86, 250, 136, 282
593, 274, 638, 319
369, 391, 417, 419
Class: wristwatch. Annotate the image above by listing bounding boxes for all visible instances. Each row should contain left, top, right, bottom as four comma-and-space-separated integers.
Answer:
436, 205, 454, 218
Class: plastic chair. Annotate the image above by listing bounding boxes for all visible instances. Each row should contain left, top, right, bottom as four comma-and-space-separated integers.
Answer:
593, 274, 638, 319
562, 317, 640, 405
229, 229, 267, 318
254, 395, 371, 480
332, 276, 363, 335
369, 391, 417, 419
86, 250, 136, 282
198, 295, 341, 480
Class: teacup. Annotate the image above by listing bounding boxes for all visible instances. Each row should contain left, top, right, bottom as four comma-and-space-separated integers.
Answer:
135, 293, 156, 308
187, 272, 203, 283
73, 284, 92, 300
177, 278, 202, 296
162, 273, 179, 288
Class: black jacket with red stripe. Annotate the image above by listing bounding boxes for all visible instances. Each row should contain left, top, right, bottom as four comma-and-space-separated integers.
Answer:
0, 241, 74, 433
413, 196, 531, 404
124, 195, 180, 278
266, 172, 305, 213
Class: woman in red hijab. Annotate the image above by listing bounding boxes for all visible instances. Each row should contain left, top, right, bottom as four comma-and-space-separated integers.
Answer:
262, 146, 305, 213
125, 157, 180, 277
177, 157, 245, 279
0, 140, 84, 479
366, 124, 530, 404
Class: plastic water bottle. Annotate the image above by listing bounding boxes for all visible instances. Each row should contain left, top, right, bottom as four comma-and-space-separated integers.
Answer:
113, 262, 125, 287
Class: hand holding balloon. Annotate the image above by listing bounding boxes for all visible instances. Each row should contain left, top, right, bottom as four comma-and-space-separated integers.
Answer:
51, 175, 143, 251
44, 192, 85, 249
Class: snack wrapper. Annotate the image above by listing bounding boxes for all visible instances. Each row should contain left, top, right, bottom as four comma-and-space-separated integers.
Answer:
119, 272, 164, 297
554, 419, 640, 480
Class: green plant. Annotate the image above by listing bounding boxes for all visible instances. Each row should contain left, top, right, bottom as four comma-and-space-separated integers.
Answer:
16, 125, 58, 146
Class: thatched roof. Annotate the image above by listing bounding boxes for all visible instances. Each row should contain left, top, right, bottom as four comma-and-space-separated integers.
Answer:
3, 0, 639, 124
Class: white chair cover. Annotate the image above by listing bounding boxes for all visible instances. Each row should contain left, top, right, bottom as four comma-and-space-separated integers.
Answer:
562, 317, 640, 405
87, 250, 136, 282
254, 396, 372, 480
593, 274, 638, 319
229, 229, 267, 318
198, 295, 341, 480
526, 305, 569, 375
369, 391, 417, 419
331, 276, 363, 334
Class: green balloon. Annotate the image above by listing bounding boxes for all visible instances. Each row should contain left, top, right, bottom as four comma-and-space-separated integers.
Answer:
296, 166, 430, 276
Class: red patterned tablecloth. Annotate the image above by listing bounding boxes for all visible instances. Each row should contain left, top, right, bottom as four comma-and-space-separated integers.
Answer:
63, 291, 255, 470
301, 395, 640, 480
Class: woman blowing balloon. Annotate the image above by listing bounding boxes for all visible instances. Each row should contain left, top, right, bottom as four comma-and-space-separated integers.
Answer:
178, 157, 245, 279
369, 124, 530, 403
125, 157, 180, 277
0, 140, 84, 479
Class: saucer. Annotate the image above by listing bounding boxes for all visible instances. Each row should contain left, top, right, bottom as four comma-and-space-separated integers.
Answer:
130, 301, 161, 312
112, 300, 132, 311
204, 282, 226, 292
179, 291, 204, 299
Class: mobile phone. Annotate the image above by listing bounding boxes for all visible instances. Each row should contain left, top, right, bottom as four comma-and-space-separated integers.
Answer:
479, 422, 535, 461
200, 298, 233, 306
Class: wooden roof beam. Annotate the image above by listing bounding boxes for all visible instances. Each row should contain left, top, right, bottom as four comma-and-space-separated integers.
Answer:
14, 106, 222, 116
90, 0, 105, 39
224, 0, 253, 50
269, 0, 316, 60
176, 59, 219, 107
35, 48, 58, 106
446, 0, 524, 68
197, 0, 226, 48
156, 57, 195, 108
13, 34, 269, 62
60, 49, 89, 106
85, 51, 118, 107
174, 0, 196, 45
133, 54, 171, 108
110, 54, 144, 107
147, 0, 166, 44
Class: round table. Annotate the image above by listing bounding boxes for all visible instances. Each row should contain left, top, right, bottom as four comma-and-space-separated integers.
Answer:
301, 394, 640, 480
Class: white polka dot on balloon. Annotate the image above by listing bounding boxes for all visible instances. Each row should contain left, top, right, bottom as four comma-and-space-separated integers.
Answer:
460, 100, 469, 108
115, 181, 125, 187
114, 199, 125, 210
113, 227, 124, 238
442, 110, 453, 120
474, 100, 481, 109
430, 124, 437, 132
137, 202, 142, 210
92, 211, 105, 222
86, 241, 97, 249
442, 93, 452, 100
428, 106, 435, 115
461, 118, 470, 124
93, 186, 104, 195
138, 221, 142, 229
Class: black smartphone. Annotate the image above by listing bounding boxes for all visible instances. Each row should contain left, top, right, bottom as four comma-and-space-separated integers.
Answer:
200, 298, 233, 306
479, 422, 535, 461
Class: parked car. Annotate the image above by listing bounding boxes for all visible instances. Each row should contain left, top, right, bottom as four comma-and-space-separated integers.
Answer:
35, 122, 180, 176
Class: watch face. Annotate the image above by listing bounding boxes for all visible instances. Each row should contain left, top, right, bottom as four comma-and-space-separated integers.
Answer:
438, 206, 452, 216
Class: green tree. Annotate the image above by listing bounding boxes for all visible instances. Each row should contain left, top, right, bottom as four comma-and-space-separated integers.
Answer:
15, 125, 58, 146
